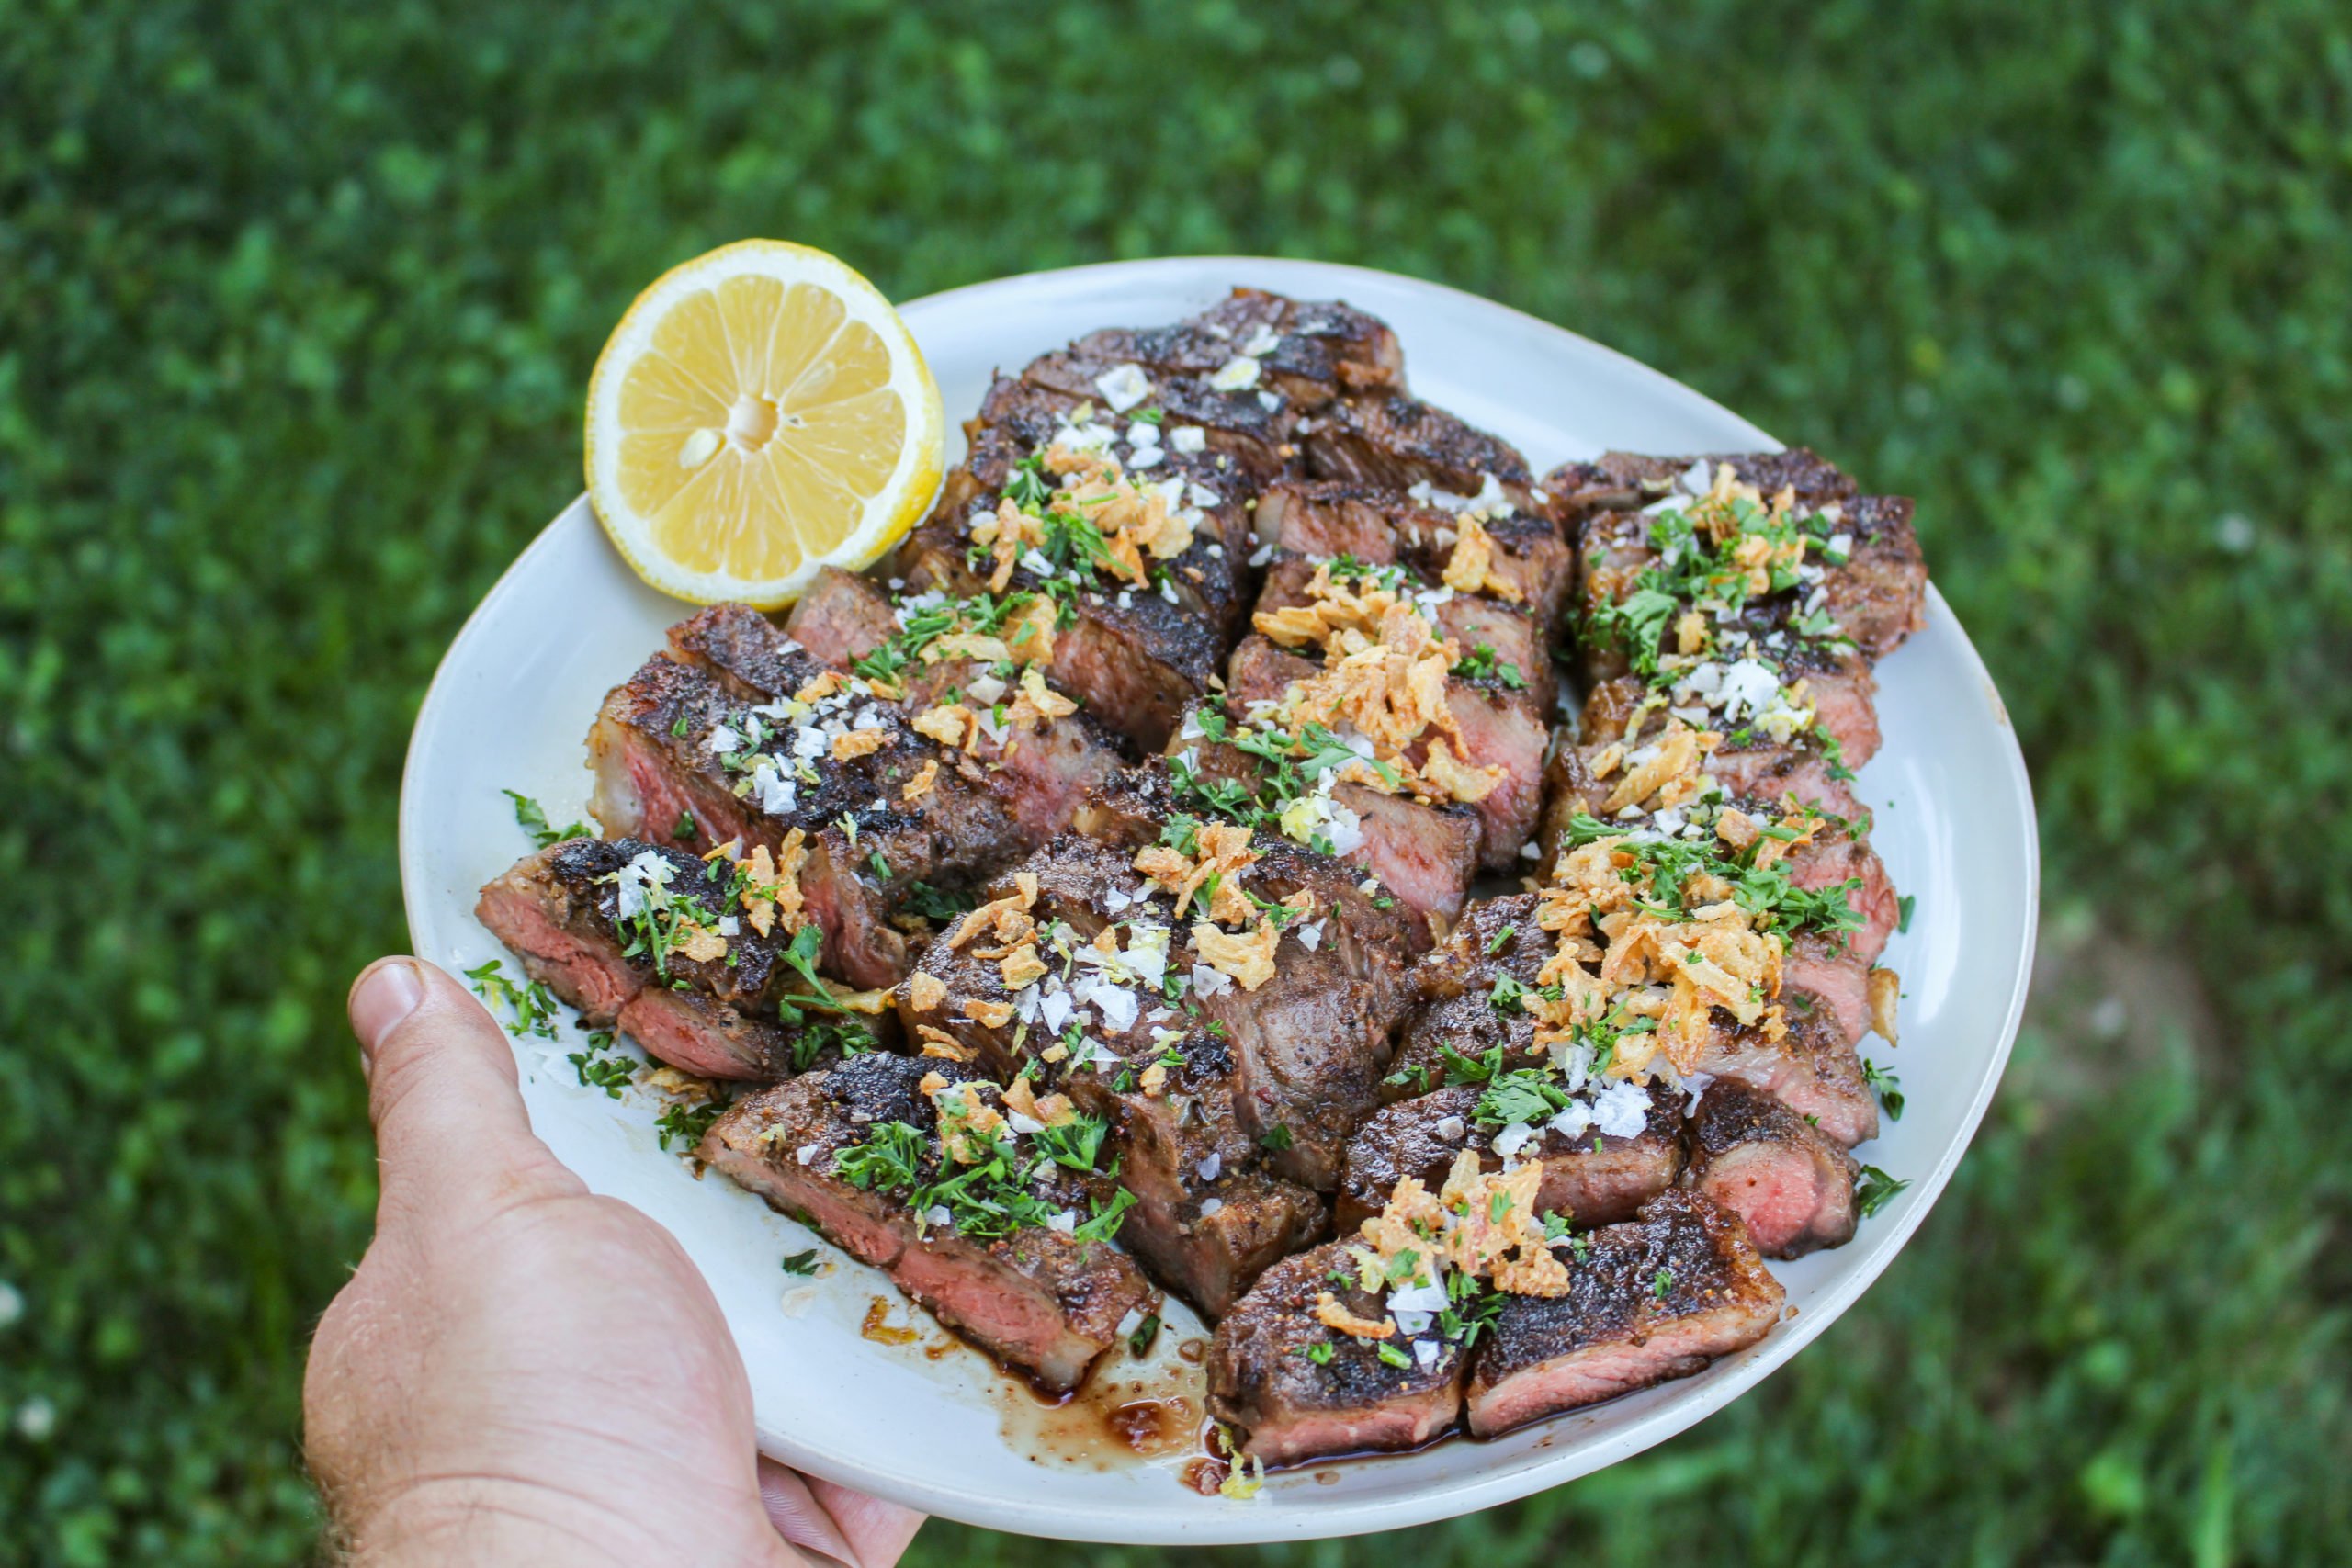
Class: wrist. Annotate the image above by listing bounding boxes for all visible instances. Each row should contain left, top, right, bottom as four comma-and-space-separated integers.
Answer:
336, 1471, 801, 1568
337, 1475, 670, 1568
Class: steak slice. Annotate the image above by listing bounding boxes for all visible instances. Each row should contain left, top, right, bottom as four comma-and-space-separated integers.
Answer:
891, 834, 1329, 1314
977, 367, 1298, 491
1464, 1190, 1783, 1437
1336, 1084, 1684, 1235
699, 1053, 1158, 1393
895, 480, 1228, 754
1305, 391, 1535, 502
899, 831, 1421, 1195
775, 573, 1131, 842
1381, 896, 1877, 1147
474, 839, 813, 1080
1683, 1082, 1859, 1258
1252, 479, 1577, 636
1206, 1239, 1465, 1466
1555, 676, 1872, 820
1255, 550, 1556, 716
1381, 892, 1549, 1098
1150, 722, 1480, 930
584, 623, 1028, 988
1069, 288, 1404, 409
1555, 449, 1925, 683
1536, 748, 1900, 974
1226, 633, 1547, 873
1696, 988, 1878, 1147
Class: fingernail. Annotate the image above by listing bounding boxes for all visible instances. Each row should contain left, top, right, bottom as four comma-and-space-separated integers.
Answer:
351, 961, 425, 1069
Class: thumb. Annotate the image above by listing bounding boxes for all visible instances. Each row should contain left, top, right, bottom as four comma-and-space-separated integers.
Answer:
348, 957, 581, 1221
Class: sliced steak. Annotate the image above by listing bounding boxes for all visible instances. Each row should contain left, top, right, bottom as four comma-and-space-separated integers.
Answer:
899, 831, 1421, 1196
474, 838, 811, 1080
1305, 392, 1535, 503
890, 834, 1326, 1314
1206, 1239, 1465, 1466
1384, 893, 1549, 1097
1070, 287, 1404, 408
1336, 1084, 1683, 1235
1255, 550, 1555, 715
585, 619, 1028, 988
1695, 988, 1878, 1147
1253, 479, 1576, 636
1381, 892, 1877, 1146
699, 1053, 1158, 1393
1555, 448, 1925, 684
1154, 725, 1481, 930
1464, 1190, 1783, 1437
775, 574, 1131, 841
1226, 633, 1546, 873
895, 507, 1226, 753
1535, 751, 1899, 973
1683, 1082, 1859, 1258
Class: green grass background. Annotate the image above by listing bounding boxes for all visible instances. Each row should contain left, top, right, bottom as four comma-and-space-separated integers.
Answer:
6, 0, 2349, 1562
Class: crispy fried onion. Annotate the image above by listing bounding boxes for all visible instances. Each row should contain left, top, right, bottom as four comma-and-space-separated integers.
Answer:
948, 872, 1039, 949
1532, 832, 1786, 1079
1594, 720, 1721, 816
1686, 462, 1809, 594
911, 661, 1079, 752
1255, 579, 1504, 807
1440, 513, 1525, 603
1192, 917, 1280, 992
918, 1071, 1007, 1164
1001, 1075, 1077, 1130
707, 832, 808, 939
1868, 965, 1901, 1047
1133, 821, 1258, 922
971, 446, 1196, 590
1349, 1151, 1568, 1304
925, 595, 1059, 669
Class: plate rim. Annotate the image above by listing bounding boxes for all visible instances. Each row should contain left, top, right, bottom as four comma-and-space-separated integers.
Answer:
399, 254, 2040, 1544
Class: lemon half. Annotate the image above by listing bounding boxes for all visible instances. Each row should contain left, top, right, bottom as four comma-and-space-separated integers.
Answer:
584, 241, 944, 607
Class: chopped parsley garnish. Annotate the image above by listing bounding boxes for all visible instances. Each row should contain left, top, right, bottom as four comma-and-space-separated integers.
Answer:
902, 881, 978, 922
465, 957, 560, 1040
655, 1096, 727, 1152
503, 789, 593, 849
780, 1249, 820, 1277
1861, 1059, 1905, 1121
1374, 1340, 1413, 1370
1556, 808, 1866, 945
1451, 642, 1527, 689
1165, 703, 1398, 852
1855, 1166, 1910, 1218
1127, 1313, 1162, 1357
833, 1103, 1135, 1243
1896, 893, 1917, 934
1259, 1123, 1294, 1152
567, 1029, 636, 1096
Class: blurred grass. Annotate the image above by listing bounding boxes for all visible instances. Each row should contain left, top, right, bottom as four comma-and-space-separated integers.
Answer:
4, 0, 2349, 1562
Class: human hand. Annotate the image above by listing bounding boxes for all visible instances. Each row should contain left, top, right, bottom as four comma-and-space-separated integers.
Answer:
305, 957, 926, 1568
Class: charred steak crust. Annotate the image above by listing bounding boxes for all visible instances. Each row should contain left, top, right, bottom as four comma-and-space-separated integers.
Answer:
1335, 1084, 1684, 1237
1207, 1239, 1465, 1467
474, 838, 820, 1079
1464, 1190, 1784, 1438
698, 1054, 1158, 1394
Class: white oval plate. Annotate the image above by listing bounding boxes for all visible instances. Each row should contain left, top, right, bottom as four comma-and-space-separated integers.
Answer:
401, 257, 2037, 1545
